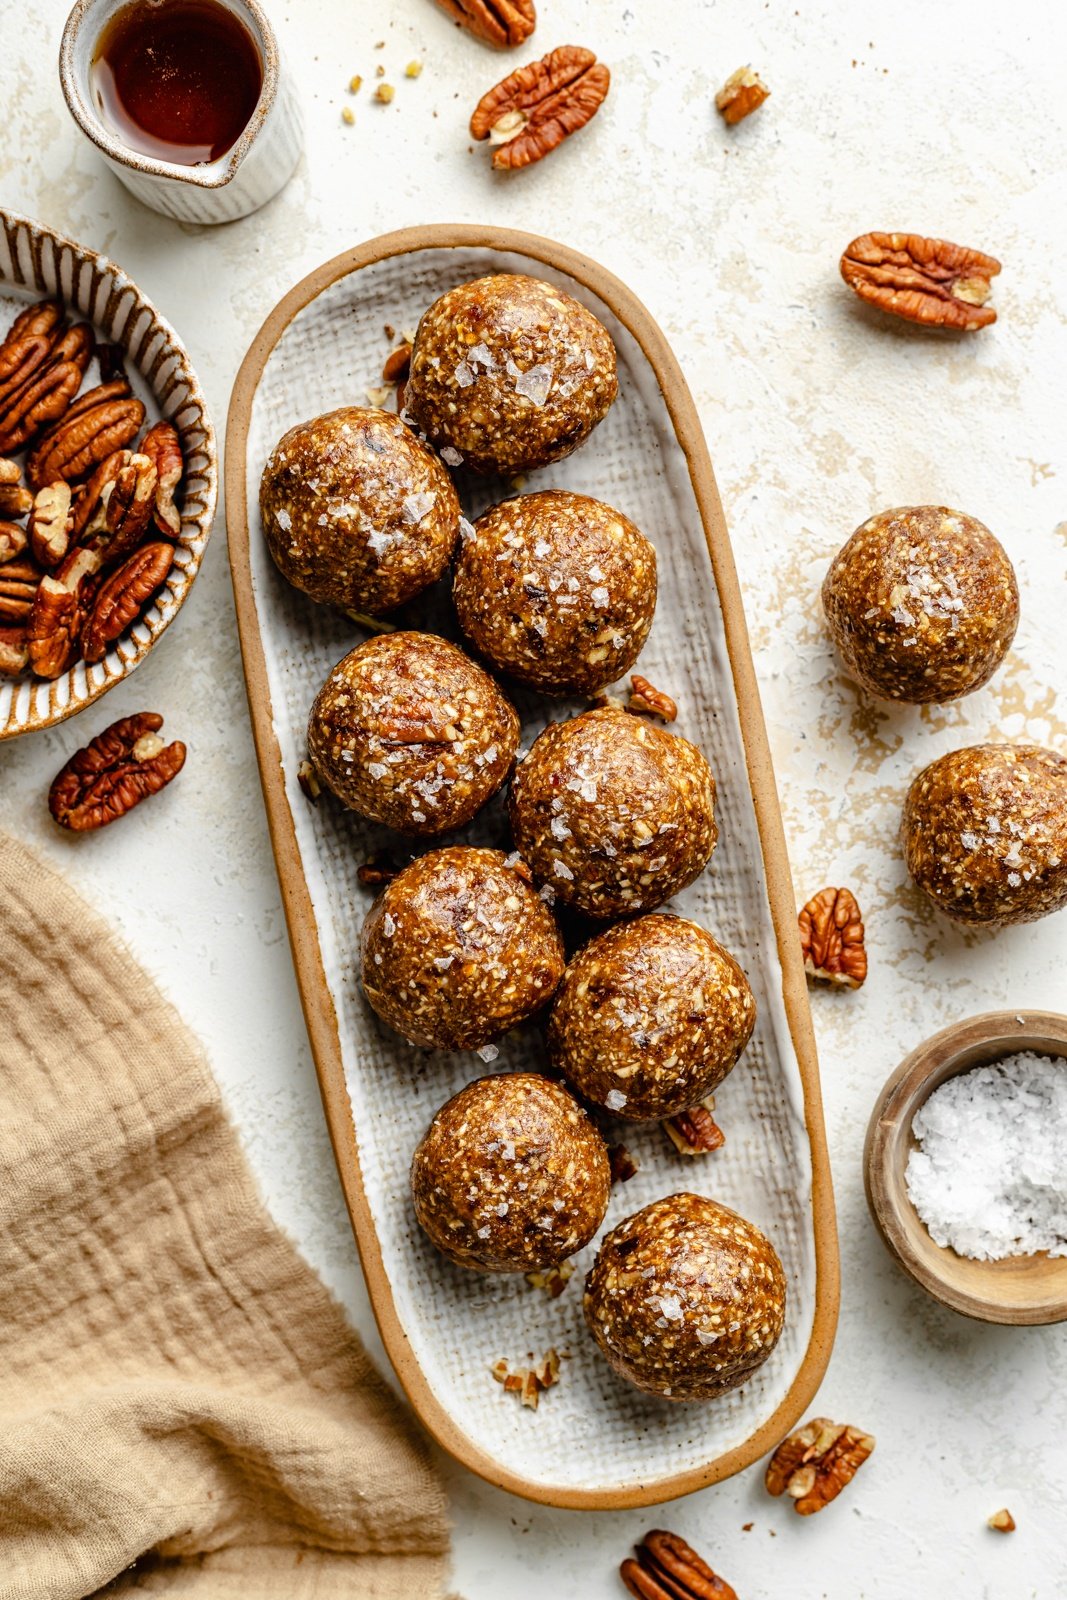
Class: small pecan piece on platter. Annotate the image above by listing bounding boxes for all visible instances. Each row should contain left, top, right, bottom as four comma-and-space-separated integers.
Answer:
765, 1417, 875, 1515
798, 886, 867, 989
715, 66, 770, 125
27, 546, 100, 679
139, 421, 183, 537
840, 232, 1001, 331
81, 540, 173, 664
48, 711, 186, 831
0, 556, 43, 623
435, 0, 535, 49
608, 1142, 639, 1183
621, 1529, 738, 1600
470, 45, 610, 170
27, 482, 74, 569
629, 673, 678, 722
663, 1095, 726, 1157
491, 1347, 564, 1410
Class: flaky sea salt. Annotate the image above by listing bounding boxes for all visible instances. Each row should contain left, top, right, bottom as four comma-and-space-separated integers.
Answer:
905, 1052, 1067, 1260
605, 1088, 627, 1111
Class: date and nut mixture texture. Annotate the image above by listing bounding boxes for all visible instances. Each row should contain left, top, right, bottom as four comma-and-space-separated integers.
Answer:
360, 846, 565, 1050
822, 506, 1019, 704
583, 1192, 787, 1401
453, 489, 657, 695
260, 406, 459, 615
404, 274, 618, 476
410, 1072, 611, 1273
902, 743, 1067, 927
508, 707, 718, 918
307, 631, 519, 835
548, 914, 756, 1120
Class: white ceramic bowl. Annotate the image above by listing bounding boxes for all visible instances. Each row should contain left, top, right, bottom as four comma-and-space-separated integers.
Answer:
0, 209, 216, 740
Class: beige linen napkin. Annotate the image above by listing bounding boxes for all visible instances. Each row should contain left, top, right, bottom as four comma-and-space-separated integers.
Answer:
0, 833, 451, 1600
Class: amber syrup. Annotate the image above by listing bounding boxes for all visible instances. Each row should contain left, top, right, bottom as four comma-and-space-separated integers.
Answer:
91, 0, 263, 167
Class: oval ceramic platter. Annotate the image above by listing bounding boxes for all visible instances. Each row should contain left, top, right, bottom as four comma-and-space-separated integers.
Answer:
0, 209, 216, 739
226, 225, 839, 1509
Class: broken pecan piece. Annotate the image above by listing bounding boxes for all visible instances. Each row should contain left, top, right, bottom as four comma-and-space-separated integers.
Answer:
765, 1417, 875, 1514
138, 421, 183, 537
490, 1348, 564, 1410
95, 452, 159, 567
715, 66, 770, 125
48, 711, 186, 831
840, 233, 1000, 331
81, 540, 172, 664
608, 1142, 639, 1183
0, 556, 43, 623
27, 386, 144, 490
27, 546, 100, 678
71, 450, 130, 543
621, 1530, 737, 1600
629, 673, 678, 722
381, 342, 412, 385
435, 0, 535, 48
0, 624, 28, 676
27, 482, 74, 569
0, 463, 33, 518
470, 45, 610, 170
798, 886, 867, 989
0, 520, 29, 565
988, 1508, 1016, 1533
664, 1095, 725, 1156
525, 1261, 574, 1298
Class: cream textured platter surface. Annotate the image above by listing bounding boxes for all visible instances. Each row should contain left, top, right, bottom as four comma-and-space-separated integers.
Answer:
226, 227, 838, 1508
0, 209, 216, 739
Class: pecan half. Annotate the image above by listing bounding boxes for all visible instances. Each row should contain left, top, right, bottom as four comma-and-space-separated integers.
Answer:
27, 482, 74, 569
94, 452, 158, 567
139, 421, 183, 537
629, 673, 678, 722
621, 1530, 737, 1600
765, 1417, 875, 1514
27, 546, 100, 678
0, 624, 28, 676
798, 886, 867, 989
0, 356, 88, 456
664, 1095, 725, 1156
48, 711, 186, 831
81, 541, 172, 664
0, 556, 42, 622
27, 385, 144, 490
0, 302, 64, 408
71, 450, 130, 542
435, 0, 535, 48
0, 520, 29, 565
715, 66, 770, 125
840, 233, 1001, 331
470, 45, 610, 169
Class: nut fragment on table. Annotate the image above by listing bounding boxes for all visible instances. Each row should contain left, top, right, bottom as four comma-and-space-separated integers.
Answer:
491, 1347, 563, 1411
765, 1417, 875, 1514
715, 66, 770, 125
435, 0, 536, 50
840, 232, 1001, 330
48, 711, 186, 831
664, 1096, 726, 1156
470, 46, 610, 170
526, 1260, 574, 1298
987, 1508, 1016, 1533
628, 674, 677, 722
621, 1528, 738, 1600
798, 886, 867, 989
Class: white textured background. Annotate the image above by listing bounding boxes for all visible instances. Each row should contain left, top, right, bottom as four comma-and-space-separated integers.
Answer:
2, 1, 1066, 1594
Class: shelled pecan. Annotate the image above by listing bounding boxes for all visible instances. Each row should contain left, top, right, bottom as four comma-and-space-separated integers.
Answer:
27, 482, 74, 569
81, 541, 172, 664
0, 556, 42, 622
27, 382, 144, 490
490, 1347, 563, 1410
48, 711, 186, 831
0, 520, 28, 565
0, 624, 28, 676
629, 673, 677, 722
0, 302, 63, 405
715, 66, 770, 125
664, 1096, 725, 1156
435, 0, 535, 49
139, 421, 183, 537
0, 458, 33, 519
71, 450, 130, 542
765, 1417, 875, 1514
470, 45, 610, 169
94, 452, 158, 567
840, 233, 1001, 330
381, 342, 412, 385
798, 886, 867, 988
608, 1142, 639, 1183
27, 547, 100, 679
621, 1530, 737, 1600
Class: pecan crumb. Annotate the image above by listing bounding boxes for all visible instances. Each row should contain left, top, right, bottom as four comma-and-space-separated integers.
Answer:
798, 886, 867, 989
663, 1096, 725, 1156
406, 60, 423, 78
297, 759, 321, 803
988, 1509, 1016, 1533
375, 82, 394, 103
608, 1142, 639, 1183
341, 106, 355, 126
491, 1347, 565, 1410
525, 1261, 574, 1298
715, 66, 770, 125
765, 1417, 875, 1514
621, 1529, 737, 1600
628, 673, 677, 721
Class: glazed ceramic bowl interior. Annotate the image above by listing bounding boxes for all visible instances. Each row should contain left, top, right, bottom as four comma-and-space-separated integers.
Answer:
865, 1010, 1067, 1326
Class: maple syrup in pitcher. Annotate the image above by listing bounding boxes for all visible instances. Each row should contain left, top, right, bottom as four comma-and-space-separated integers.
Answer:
91, 0, 263, 166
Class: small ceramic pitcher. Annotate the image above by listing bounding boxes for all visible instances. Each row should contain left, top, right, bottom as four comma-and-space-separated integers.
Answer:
60, 0, 303, 224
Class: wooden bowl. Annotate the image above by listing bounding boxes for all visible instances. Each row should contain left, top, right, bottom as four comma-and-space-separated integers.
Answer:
865, 1010, 1067, 1325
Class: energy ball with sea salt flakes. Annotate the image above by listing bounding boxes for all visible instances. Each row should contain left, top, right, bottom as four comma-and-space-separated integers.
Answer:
583, 1193, 787, 1401
902, 743, 1067, 926
260, 406, 459, 616
360, 847, 565, 1050
410, 1073, 611, 1274
454, 490, 658, 695
508, 707, 718, 919
307, 633, 518, 835
404, 274, 618, 476
822, 505, 1018, 703
548, 914, 756, 1120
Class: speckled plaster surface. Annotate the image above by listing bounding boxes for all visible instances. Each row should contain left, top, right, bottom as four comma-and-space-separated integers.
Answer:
1, 1, 1065, 1594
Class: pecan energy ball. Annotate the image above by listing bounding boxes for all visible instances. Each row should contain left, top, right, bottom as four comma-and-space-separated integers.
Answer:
548, 914, 756, 1120
360, 847, 565, 1050
822, 506, 1019, 703
307, 632, 518, 835
411, 1073, 611, 1273
454, 490, 658, 695
405, 274, 618, 476
583, 1193, 787, 1401
260, 406, 459, 615
902, 744, 1067, 927
508, 708, 718, 918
